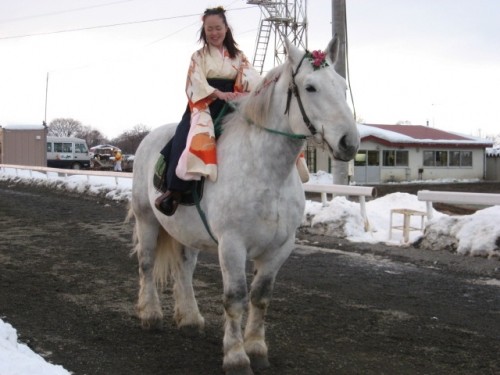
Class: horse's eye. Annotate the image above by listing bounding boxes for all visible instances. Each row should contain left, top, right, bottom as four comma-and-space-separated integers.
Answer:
305, 85, 316, 93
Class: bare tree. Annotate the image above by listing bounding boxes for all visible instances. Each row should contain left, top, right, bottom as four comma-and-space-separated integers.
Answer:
111, 124, 151, 154
76, 125, 109, 148
48, 118, 83, 137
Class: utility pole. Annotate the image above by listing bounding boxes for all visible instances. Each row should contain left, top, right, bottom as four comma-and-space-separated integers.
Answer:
44, 72, 49, 126
331, 0, 350, 185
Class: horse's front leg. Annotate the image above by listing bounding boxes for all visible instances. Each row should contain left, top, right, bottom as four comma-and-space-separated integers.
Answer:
244, 240, 294, 372
219, 239, 253, 375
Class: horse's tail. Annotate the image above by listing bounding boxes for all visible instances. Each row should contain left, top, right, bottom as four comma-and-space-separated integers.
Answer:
128, 205, 182, 290
153, 228, 183, 290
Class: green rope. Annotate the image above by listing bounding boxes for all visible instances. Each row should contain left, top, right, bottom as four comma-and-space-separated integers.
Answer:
192, 98, 308, 246
192, 183, 218, 245
225, 101, 308, 140
262, 127, 308, 139
213, 103, 229, 139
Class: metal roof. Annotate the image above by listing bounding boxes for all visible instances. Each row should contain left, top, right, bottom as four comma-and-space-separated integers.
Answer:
359, 124, 493, 149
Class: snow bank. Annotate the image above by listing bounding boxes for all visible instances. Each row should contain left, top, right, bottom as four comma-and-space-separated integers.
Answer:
0, 320, 70, 375
1, 167, 499, 258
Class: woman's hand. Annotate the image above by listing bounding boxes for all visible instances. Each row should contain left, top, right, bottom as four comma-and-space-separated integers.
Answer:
212, 90, 246, 102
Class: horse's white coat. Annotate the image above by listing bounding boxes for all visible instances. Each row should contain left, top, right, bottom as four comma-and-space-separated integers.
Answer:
130, 39, 359, 375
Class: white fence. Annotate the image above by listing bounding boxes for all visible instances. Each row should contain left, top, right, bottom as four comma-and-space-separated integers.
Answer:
303, 184, 376, 231
417, 189, 500, 219
1, 164, 376, 231
0, 164, 132, 185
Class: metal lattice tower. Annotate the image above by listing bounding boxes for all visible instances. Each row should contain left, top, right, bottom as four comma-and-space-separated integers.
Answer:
247, 0, 308, 74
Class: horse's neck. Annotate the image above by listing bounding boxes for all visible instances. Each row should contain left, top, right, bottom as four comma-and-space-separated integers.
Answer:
221, 114, 304, 181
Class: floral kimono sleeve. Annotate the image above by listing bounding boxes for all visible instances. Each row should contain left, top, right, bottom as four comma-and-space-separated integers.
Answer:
186, 50, 216, 105
176, 50, 218, 182
234, 52, 261, 94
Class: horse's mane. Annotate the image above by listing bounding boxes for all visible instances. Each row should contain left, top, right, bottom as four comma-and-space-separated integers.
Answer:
239, 64, 288, 127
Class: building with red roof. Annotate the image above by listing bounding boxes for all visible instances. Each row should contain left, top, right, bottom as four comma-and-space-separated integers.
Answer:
309, 123, 494, 184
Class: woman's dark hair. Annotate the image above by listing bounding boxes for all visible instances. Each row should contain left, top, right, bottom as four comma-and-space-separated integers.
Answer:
199, 6, 241, 59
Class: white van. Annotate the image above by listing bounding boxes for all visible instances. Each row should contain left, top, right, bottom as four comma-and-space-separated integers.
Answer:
46, 136, 91, 169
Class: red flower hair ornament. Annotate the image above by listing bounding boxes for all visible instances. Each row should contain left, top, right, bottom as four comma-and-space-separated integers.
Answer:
305, 50, 329, 70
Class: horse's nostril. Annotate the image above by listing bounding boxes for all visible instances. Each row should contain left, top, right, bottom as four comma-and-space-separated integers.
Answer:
339, 135, 349, 151
337, 134, 359, 159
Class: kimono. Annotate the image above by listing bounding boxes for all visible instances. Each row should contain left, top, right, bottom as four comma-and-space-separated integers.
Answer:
176, 45, 260, 182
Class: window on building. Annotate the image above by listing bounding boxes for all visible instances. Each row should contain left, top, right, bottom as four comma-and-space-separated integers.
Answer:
383, 150, 394, 166
423, 151, 434, 166
47, 143, 52, 152
395, 151, 409, 166
383, 150, 408, 166
367, 150, 380, 166
449, 151, 461, 166
436, 151, 448, 166
355, 150, 380, 166
461, 151, 472, 166
354, 151, 366, 166
423, 150, 472, 167
306, 145, 317, 173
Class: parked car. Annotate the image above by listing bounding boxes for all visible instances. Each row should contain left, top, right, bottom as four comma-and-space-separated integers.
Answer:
47, 136, 91, 169
89, 144, 120, 170
121, 154, 134, 172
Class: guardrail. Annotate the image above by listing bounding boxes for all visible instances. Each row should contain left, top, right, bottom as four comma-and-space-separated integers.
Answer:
417, 189, 500, 219
304, 184, 377, 231
1, 164, 376, 231
0, 164, 132, 185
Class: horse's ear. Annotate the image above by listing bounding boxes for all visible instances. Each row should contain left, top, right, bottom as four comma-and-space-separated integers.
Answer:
326, 35, 340, 65
284, 38, 303, 66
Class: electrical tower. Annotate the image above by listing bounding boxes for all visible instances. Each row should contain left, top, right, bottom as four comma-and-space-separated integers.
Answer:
247, 0, 308, 74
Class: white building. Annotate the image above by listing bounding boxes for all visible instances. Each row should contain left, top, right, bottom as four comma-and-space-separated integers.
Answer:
308, 124, 494, 184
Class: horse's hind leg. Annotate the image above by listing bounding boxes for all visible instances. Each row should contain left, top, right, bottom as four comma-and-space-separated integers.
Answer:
244, 241, 294, 371
169, 244, 205, 336
133, 212, 163, 330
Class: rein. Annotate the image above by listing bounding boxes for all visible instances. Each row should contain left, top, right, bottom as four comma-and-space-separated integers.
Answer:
199, 57, 319, 245
284, 52, 319, 137
219, 53, 321, 141
224, 102, 309, 141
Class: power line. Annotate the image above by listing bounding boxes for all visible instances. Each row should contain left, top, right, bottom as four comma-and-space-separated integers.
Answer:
0, 0, 136, 23
0, 6, 254, 41
0, 14, 196, 41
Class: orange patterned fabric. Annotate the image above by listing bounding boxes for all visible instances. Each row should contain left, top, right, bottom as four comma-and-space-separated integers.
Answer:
176, 45, 260, 182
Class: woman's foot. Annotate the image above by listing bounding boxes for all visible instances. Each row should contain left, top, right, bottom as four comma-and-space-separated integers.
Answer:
155, 191, 182, 216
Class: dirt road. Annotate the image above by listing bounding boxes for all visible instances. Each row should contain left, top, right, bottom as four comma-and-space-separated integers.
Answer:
0, 181, 499, 375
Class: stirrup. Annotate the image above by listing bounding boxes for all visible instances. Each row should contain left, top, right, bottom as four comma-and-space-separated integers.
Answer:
155, 191, 181, 216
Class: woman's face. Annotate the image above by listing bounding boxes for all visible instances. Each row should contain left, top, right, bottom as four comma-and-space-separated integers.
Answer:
203, 14, 227, 49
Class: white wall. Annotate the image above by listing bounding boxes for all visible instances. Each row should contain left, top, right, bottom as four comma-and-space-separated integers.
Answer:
350, 141, 487, 183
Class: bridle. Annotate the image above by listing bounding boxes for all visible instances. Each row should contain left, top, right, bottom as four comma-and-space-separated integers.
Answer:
284, 52, 319, 138
226, 52, 326, 141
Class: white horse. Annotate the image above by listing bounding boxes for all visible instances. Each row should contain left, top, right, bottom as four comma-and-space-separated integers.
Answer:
130, 38, 359, 375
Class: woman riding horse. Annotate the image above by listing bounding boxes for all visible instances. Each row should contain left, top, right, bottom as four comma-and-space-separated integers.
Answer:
155, 6, 260, 216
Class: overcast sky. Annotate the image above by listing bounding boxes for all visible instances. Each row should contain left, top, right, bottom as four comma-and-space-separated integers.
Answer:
1, 0, 499, 139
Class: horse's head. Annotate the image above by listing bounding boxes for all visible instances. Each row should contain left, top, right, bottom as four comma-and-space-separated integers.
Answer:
283, 37, 359, 162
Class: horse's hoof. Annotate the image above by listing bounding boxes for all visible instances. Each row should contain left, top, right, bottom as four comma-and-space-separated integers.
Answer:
179, 324, 204, 337
140, 317, 163, 331
224, 365, 254, 375
249, 353, 270, 371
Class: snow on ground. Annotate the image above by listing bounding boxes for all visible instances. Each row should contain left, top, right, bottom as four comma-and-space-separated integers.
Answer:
0, 320, 70, 375
0, 166, 499, 374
